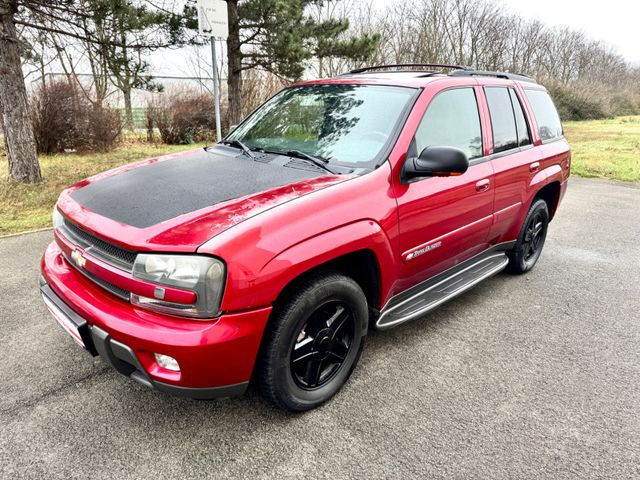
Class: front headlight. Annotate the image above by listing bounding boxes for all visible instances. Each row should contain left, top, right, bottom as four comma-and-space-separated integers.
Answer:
131, 254, 225, 319
52, 206, 64, 229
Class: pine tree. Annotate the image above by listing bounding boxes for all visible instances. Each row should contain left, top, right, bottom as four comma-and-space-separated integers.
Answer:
225, 0, 380, 125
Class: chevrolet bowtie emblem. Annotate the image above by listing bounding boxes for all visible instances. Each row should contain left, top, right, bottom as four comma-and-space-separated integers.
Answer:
71, 249, 87, 269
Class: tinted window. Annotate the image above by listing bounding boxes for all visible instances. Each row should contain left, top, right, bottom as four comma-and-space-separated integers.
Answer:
524, 89, 563, 141
485, 87, 518, 153
509, 89, 531, 146
228, 84, 417, 167
415, 88, 482, 160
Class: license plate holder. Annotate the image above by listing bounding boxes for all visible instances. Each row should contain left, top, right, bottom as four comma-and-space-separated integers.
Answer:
41, 283, 97, 355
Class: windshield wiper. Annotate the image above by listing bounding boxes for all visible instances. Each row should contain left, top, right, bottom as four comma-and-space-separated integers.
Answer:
220, 139, 256, 158
283, 150, 336, 174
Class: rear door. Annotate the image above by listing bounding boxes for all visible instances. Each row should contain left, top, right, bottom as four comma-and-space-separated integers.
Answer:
480, 85, 542, 243
394, 86, 495, 292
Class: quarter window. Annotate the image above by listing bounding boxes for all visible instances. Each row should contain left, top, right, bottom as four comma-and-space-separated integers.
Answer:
524, 89, 563, 141
414, 88, 482, 160
485, 87, 518, 153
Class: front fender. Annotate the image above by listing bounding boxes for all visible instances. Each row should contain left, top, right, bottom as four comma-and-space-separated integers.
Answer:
258, 220, 395, 307
214, 220, 395, 312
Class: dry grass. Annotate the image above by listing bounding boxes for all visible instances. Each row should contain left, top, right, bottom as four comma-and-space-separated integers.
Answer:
0, 139, 206, 235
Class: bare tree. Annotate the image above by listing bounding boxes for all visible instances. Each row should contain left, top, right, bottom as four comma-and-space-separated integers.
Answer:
0, 0, 41, 183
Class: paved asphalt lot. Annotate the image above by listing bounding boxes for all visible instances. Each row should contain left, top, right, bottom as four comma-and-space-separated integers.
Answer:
1, 177, 639, 479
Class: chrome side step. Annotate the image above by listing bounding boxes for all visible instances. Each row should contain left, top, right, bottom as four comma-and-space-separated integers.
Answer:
375, 252, 509, 330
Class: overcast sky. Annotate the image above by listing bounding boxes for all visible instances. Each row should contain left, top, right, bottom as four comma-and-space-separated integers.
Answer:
498, 0, 640, 64
150, 0, 640, 77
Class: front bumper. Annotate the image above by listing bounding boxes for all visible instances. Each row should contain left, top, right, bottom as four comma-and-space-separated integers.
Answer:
41, 241, 271, 398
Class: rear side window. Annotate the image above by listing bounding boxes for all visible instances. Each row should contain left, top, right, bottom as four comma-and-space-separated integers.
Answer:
509, 90, 531, 147
485, 87, 518, 153
524, 89, 563, 141
415, 88, 482, 160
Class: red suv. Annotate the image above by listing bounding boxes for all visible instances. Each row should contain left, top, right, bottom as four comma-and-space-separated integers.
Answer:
41, 64, 570, 411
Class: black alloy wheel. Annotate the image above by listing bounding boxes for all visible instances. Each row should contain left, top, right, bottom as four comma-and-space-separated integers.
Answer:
257, 271, 368, 412
522, 209, 546, 262
508, 198, 549, 274
290, 301, 355, 389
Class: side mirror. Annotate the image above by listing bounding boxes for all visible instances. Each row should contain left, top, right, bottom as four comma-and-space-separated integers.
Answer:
403, 146, 469, 181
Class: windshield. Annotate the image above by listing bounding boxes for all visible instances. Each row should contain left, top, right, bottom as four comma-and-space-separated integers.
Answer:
226, 84, 417, 168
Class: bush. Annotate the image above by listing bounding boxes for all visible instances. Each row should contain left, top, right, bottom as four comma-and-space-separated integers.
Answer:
86, 106, 122, 151
547, 83, 611, 121
609, 93, 640, 117
30, 80, 121, 154
147, 88, 215, 144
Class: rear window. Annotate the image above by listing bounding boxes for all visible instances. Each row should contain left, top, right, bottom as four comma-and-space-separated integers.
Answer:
524, 89, 563, 141
485, 87, 518, 153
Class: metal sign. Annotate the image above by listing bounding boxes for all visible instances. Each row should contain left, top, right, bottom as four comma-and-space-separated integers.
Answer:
197, 0, 229, 39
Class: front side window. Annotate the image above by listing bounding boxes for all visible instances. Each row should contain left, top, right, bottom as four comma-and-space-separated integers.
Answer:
524, 89, 563, 141
227, 84, 417, 168
414, 88, 483, 160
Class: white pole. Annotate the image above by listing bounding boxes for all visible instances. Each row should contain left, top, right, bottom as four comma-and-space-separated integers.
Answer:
211, 37, 222, 142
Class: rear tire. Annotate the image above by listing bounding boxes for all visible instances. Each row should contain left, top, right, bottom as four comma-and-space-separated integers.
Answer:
507, 198, 549, 274
258, 272, 368, 412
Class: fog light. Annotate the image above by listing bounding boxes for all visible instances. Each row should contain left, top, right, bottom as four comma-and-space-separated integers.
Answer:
154, 353, 180, 372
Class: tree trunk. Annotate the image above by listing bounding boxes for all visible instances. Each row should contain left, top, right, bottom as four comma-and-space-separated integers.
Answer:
0, 1, 42, 184
226, 0, 242, 126
122, 87, 134, 130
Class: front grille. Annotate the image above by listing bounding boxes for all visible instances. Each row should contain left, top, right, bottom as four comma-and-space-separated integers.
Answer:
61, 219, 137, 271
63, 251, 131, 301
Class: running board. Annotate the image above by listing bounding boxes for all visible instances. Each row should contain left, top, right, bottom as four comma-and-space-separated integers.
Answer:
375, 252, 509, 330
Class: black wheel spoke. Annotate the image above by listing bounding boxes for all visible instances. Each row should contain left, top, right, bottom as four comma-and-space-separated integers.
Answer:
328, 307, 349, 335
290, 300, 356, 390
523, 241, 533, 260
329, 340, 348, 361
524, 228, 533, 242
292, 338, 315, 364
304, 358, 324, 387
305, 311, 327, 336
533, 222, 543, 237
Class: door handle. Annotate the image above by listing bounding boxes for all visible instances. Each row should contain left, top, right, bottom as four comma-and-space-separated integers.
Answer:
529, 162, 540, 173
475, 179, 490, 192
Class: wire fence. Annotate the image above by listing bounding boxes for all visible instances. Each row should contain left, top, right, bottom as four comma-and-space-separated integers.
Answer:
30, 73, 228, 129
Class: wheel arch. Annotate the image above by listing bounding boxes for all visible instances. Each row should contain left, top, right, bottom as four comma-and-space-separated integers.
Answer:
534, 180, 561, 220
272, 248, 382, 316
256, 220, 395, 313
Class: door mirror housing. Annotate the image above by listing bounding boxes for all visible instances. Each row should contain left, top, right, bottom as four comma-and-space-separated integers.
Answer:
403, 146, 469, 181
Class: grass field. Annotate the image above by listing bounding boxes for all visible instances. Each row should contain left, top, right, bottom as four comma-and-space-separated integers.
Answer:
1, 116, 639, 235
563, 116, 640, 182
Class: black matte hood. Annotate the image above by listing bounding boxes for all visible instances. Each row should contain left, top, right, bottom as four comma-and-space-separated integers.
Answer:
71, 148, 323, 228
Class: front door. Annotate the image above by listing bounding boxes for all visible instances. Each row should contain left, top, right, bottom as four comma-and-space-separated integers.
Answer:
394, 87, 495, 293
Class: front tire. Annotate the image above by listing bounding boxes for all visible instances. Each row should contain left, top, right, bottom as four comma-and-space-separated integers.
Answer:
257, 272, 368, 412
507, 198, 550, 274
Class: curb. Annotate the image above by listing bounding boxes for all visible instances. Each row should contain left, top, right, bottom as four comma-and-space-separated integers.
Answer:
0, 227, 53, 240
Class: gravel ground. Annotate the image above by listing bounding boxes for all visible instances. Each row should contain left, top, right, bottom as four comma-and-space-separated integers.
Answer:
1, 177, 639, 479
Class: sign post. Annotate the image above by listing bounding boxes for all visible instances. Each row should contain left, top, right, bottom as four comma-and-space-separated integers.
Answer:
197, 0, 229, 143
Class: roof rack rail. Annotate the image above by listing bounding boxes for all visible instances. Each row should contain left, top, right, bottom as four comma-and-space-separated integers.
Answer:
449, 69, 535, 83
344, 63, 470, 75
